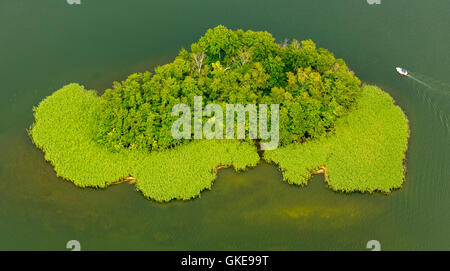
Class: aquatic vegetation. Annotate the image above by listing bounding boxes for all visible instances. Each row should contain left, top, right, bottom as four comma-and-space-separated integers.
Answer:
30, 84, 409, 199
30, 84, 131, 188
264, 85, 410, 193
29, 84, 259, 202
133, 139, 259, 201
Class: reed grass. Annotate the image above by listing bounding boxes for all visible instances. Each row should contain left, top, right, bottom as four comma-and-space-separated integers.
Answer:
30, 84, 409, 198
264, 85, 410, 193
30, 84, 259, 201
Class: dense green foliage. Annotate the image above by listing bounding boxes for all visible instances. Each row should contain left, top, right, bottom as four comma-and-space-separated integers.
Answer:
96, 25, 361, 151
30, 84, 259, 201
264, 85, 410, 193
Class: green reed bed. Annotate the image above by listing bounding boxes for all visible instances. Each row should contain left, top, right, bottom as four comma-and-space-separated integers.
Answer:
132, 139, 259, 201
30, 83, 409, 199
29, 84, 259, 201
264, 85, 410, 193
30, 84, 131, 188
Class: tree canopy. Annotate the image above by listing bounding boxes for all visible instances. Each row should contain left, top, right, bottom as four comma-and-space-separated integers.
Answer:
96, 25, 361, 152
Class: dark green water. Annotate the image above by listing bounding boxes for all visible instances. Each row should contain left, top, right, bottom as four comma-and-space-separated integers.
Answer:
1, 0, 449, 250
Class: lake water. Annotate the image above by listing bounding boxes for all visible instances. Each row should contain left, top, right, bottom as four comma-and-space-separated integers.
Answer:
1, 0, 449, 250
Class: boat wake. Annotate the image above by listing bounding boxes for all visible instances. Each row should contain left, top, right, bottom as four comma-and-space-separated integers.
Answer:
407, 72, 450, 95
404, 71, 450, 134
407, 74, 434, 91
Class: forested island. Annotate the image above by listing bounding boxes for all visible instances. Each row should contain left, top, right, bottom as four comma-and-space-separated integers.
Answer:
29, 26, 410, 202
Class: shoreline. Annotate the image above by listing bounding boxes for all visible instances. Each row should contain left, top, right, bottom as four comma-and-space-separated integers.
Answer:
111, 176, 136, 185
264, 85, 410, 194
30, 83, 410, 201
311, 166, 329, 181
215, 165, 231, 174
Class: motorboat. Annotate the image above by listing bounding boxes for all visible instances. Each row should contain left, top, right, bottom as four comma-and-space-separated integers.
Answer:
396, 67, 408, 77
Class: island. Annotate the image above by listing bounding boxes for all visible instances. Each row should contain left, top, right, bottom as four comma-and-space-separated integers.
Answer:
29, 26, 410, 202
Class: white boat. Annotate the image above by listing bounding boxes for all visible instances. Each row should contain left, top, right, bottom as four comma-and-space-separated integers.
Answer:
396, 67, 408, 77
